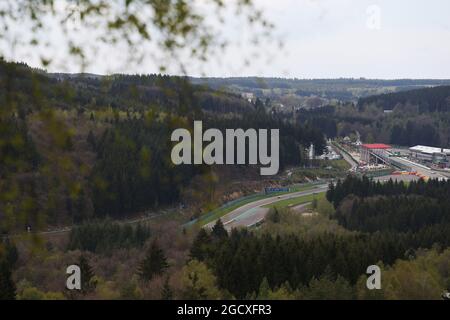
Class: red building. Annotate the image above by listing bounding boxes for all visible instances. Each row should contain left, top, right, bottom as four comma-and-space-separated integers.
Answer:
360, 143, 391, 164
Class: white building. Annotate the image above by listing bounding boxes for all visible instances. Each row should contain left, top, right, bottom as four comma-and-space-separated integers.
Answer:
409, 145, 450, 167
241, 92, 254, 103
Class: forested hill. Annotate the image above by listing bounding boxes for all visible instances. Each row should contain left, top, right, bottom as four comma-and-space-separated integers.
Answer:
0, 60, 254, 115
190, 77, 450, 102
294, 84, 450, 147
191, 77, 450, 90
0, 60, 326, 231
358, 85, 450, 112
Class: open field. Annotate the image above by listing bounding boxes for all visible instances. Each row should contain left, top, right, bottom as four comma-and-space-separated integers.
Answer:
287, 159, 351, 182
264, 192, 326, 209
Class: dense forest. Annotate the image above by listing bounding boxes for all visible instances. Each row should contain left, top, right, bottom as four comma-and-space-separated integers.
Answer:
358, 85, 450, 113
326, 176, 450, 208
185, 176, 450, 299
189, 223, 449, 298
3, 175, 448, 299
67, 220, 152, 254
297, 85, 450, 146
0, 60, 326, 231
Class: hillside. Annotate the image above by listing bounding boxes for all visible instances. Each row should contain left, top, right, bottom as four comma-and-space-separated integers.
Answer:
0, 60, 326, 232
358, 85, 450, 113
190, 77, 450, 103
1, 61, 255, 115
296, 85, 450, 147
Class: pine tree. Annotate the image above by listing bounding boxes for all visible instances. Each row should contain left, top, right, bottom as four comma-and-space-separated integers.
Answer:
190, 228, 212, 261
138, 240, 169, 281
3, 239, 18, 267
267, 207, 280, 223
78, 255, 97, 294
161, 276, 173, 300
257, 277, 271, 299
211, 219, 228, 240
87, 129, 96, 148
326, 181, 335, 203
0, 262, 16, 300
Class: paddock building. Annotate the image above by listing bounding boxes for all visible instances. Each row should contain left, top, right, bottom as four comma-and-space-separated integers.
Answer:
409, 145, 450, 168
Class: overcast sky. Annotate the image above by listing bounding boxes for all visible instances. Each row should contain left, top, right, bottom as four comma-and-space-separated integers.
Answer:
4, 0, 450, 78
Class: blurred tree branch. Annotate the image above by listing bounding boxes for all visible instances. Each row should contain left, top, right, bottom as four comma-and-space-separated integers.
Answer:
0, 0, 274, 72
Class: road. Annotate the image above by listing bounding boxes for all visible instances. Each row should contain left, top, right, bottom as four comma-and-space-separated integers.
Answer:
13, 153, 446, 238
205, 184, 329, 231
390, 156, 449, 180
4, 208, 174, 239
331, 143, 358, 171
203, 154, 449, 231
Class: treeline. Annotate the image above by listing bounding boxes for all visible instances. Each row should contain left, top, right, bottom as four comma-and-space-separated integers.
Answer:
295, 89, 353, 100
192, 77, 450, 93
67, 220, 151, 254
0, 59, 253, 115
389, 121, 441, 146
190, 221, 450, 298
327, 175, 450, 234
334, 195, 449, 233
358, 85, 450, 113
65, 74, 254, 114
326, 176, 450, 208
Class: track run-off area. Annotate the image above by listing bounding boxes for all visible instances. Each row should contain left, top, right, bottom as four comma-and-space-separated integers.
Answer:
204, 184, 329, 231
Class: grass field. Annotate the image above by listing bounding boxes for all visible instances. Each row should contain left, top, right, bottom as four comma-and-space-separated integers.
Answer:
263, 192, 326, 209
287, 159, 351, 182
